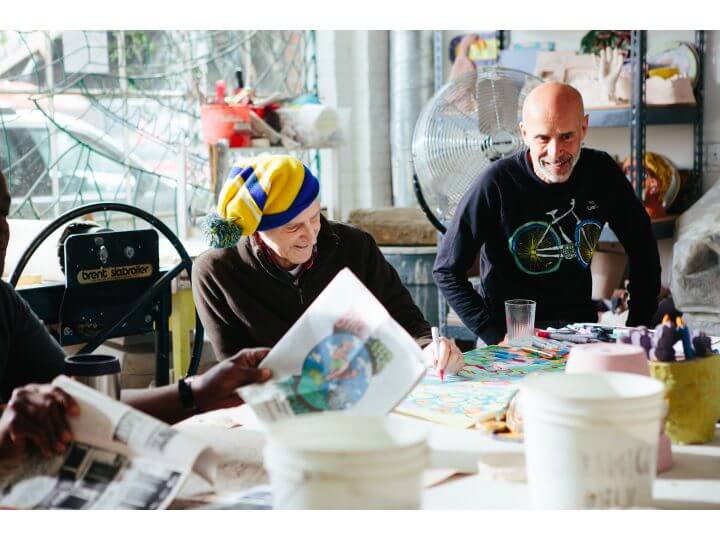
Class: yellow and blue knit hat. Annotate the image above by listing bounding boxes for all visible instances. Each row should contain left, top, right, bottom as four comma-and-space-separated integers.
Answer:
203, 154, 320, 248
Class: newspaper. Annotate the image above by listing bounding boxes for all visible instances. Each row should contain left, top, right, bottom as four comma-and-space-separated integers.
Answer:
171, 422, 268, 508
239, 268, 427, 422
0, 376, 216, 510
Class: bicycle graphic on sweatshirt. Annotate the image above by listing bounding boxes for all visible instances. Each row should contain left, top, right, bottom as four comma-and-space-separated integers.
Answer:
508, 198, 602, 275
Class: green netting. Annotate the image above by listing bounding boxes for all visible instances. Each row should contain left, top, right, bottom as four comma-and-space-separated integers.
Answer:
0, 30, 317, 232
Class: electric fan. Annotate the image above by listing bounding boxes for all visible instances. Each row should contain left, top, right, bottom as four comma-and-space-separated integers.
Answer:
412, 67, 542, 232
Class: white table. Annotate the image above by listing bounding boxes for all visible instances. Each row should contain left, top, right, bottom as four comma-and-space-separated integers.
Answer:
422, 429, 720, 510
174, 407, 720, 509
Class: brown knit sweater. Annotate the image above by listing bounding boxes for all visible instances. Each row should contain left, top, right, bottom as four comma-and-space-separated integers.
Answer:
192, 217, 432, 360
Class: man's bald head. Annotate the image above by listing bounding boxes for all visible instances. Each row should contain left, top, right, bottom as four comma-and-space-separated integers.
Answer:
522, 82, 585, 125
520, 82, 588, 184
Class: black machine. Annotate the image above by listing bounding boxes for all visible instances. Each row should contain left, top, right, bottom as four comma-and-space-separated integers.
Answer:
60, 229, 159, 344
11, 203, 204, 386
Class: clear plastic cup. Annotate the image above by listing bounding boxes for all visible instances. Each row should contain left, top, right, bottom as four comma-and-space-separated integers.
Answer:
505, 299, 536, 346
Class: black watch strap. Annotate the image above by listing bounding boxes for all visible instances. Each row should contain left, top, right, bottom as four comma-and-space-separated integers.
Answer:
178, 377, 197, 411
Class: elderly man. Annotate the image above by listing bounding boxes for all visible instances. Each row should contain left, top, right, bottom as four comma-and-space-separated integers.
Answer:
433, 82, 661, 344
192, 154, 464, 377
0, 170, 272, 460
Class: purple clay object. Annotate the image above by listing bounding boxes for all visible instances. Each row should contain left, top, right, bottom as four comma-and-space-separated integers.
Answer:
652, 323, 666, 349
654, 324, 677, 362
653, 321, 673, 347
692, 331, 712, 357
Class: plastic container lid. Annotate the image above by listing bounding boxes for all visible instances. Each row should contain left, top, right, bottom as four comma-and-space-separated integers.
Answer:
265, 414, 429, 480
267, 413, 428, 454
64, 354, 121, 376
520, 372, 664, 403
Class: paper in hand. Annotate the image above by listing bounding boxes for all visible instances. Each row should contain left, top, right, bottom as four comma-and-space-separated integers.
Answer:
239, 268, 426, 422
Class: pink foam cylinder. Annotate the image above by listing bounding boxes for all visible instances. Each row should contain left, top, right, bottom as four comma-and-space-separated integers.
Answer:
565, 343, 673, 473
566, 343, 650, 376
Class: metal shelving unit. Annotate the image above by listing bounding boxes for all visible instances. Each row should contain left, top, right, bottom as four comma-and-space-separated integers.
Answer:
600, 29, 705, 242
587, 105, 699, 127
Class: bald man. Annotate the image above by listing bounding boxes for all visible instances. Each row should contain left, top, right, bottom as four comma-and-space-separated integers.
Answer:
433, 82, 660, 344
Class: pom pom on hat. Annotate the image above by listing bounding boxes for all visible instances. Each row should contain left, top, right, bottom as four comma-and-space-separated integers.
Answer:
202, 211, 244, 249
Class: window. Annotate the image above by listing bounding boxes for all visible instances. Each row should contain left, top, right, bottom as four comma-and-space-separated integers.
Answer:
5, 127, 53, 198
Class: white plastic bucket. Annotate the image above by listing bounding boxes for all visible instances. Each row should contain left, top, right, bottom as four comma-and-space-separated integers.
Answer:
519, 372, 665, 509
264, 413, 429, 509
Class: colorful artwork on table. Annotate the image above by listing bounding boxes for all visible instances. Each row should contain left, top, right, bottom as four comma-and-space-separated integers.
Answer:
395, 346, 567, 427
397, 377, 517, 425
459, 346, 567, 385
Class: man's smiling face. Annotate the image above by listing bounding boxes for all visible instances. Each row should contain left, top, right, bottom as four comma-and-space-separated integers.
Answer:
520, 82, 589, 184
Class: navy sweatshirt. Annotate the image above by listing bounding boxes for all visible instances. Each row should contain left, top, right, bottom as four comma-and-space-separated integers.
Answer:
433, 148, 661, 344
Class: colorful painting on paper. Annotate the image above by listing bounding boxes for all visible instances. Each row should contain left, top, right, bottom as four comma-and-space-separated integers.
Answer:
276, 332, 394, 414
397, 378, 517, 423
459, 346, 567, 385
396, 347, 567, 426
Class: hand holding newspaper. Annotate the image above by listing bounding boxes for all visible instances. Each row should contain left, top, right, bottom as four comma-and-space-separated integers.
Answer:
238, 268, 427, 422
0, 376, 216, 510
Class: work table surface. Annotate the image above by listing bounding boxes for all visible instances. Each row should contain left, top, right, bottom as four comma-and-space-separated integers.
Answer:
173, 406, 720, 510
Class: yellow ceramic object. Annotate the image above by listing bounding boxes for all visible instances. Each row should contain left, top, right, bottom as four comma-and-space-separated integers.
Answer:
621, 151, 680, 210
648, 66, 680, 79
649, 355, 720, 444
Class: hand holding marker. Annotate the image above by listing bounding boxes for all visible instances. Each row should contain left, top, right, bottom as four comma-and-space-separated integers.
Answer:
431, 326, 444, 382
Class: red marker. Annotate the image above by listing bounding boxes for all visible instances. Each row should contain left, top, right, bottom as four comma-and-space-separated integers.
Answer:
439, 368, 445, 382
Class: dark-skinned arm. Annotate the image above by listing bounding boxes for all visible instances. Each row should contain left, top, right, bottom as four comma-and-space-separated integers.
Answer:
121, 347, 272, 425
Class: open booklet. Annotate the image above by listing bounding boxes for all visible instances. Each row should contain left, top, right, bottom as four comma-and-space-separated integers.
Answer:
238, 267, 427, 422
0, 376, 216, 510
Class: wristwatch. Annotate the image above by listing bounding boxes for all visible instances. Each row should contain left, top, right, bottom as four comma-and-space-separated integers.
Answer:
178, 377, 197, 411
